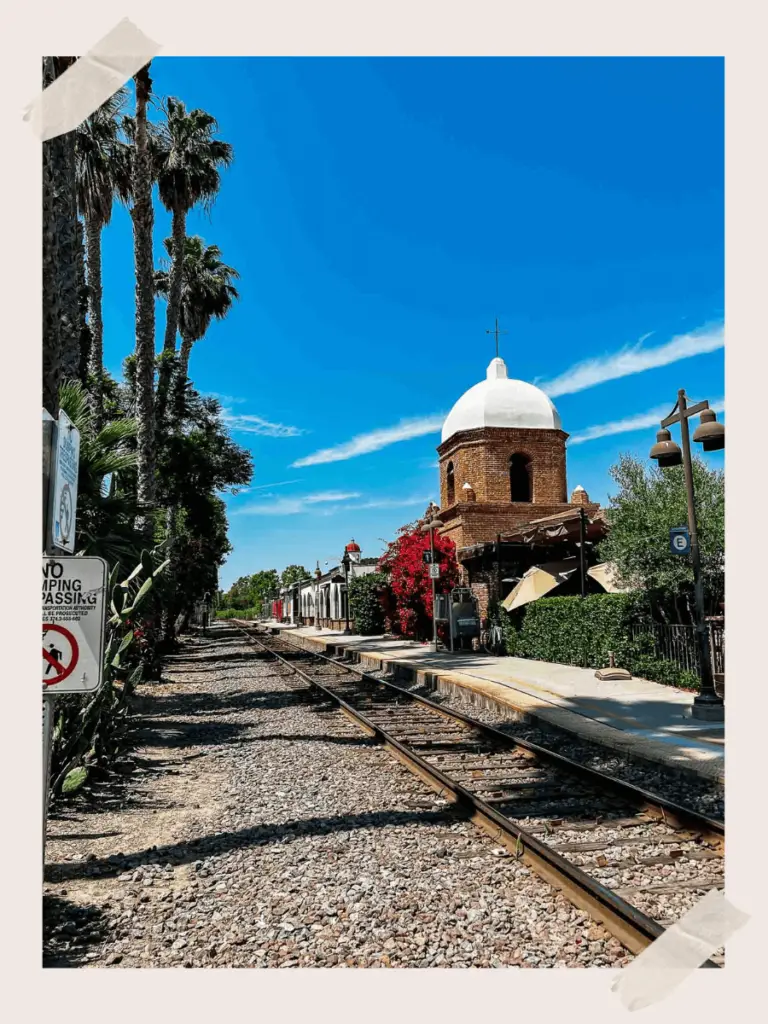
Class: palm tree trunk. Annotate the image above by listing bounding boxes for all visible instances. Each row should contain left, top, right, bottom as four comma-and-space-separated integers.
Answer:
170, 332, 196, 421
76, 218, 91, 385
130, 63, 157, 532
155, 206, 187, 432
161, 504, 178, 643
42, 56, 79, 414
85, 212, 104, 425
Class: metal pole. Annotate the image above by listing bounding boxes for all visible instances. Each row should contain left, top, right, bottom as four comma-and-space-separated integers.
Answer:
677, 390, 723, 719
42, 412, 57, 867
430, 526, 438, 654
342, 556, 352, 635
579, 507, 587, 598
42, 691, 56, 864
496, 533, 502, 605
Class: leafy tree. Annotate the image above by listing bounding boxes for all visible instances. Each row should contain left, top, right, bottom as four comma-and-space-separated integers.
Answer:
348, 572, 388, 635
156, 391, 252, 626
598, 453, 724, 622
281, 564, 309, 587
378, 520, 459, 639
59, 380, 142, 569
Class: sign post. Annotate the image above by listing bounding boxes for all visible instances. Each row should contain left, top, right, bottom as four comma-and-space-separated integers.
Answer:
43, 409, 85, 860
41, 555, 107, 863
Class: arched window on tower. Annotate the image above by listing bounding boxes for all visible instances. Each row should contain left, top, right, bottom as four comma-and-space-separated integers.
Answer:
446, 461, 455, 504
509, 454, 533, 502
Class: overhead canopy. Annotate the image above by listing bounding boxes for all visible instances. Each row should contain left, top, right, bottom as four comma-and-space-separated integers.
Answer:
587, 562, 632, 594
502, 560, 580, 611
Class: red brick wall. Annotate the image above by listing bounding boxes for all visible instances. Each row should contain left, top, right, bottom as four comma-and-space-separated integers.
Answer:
439, 501, 580, 550
438, 426, 568, 508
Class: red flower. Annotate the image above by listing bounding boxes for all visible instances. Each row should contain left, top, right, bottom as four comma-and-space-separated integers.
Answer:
377, 524, 459, 640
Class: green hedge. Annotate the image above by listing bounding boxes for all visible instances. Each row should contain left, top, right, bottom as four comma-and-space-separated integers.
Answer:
349, 572, 388, 635
216, 607, 259, 620
512, 594, 700, 690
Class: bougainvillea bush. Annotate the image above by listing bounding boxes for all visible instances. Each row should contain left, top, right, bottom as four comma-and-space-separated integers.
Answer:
378, 520, 460, 640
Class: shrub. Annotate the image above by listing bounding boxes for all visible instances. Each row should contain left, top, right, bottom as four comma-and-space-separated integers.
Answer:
517, 594, 641, 668
378, 522, 460, 639
512, 593, 701, 690
348, 572, 388, 635
216, 607, 259, 620
630, 655, 700, 690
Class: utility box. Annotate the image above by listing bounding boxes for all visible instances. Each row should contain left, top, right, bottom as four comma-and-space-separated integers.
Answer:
434, 587, 481, 652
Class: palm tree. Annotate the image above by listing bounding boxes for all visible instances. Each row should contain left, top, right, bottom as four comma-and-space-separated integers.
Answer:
75, 88, 131, 426
155, 234, 240, 415
42, 56, 79, 415
153, 98, 233, 429
155, 235, 238, 642
58, 380, 141, 568
129, 63, 157, 531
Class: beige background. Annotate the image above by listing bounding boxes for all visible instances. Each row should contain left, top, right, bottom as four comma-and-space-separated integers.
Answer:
3, 0, 765, 1018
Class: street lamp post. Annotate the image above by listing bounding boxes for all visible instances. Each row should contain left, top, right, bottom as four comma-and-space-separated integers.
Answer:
420, 512, 444, 655
650, 389, 725, 721
341, 549, 352, 635
314, 562, 322, 631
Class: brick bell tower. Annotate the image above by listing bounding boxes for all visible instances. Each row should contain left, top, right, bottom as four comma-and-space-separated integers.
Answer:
437, 354, 592, 552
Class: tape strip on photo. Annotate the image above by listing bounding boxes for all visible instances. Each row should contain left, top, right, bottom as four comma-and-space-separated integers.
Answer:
612, 889, 749, 1011
24, 18, 161, 141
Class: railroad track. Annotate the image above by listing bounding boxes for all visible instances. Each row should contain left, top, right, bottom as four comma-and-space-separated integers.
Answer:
232, 622, 724, 965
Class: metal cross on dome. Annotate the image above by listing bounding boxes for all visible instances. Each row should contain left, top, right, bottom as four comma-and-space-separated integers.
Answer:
486, 317, 508, 359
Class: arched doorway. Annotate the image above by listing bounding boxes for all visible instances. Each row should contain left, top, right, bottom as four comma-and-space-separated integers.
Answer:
509, 453, 532, 502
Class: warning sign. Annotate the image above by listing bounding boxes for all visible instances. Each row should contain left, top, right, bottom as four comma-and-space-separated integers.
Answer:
42, 556, 107, 692
42, 623, 79, 685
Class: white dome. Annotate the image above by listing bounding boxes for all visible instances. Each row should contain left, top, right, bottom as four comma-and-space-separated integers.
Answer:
441, 357, 562, 442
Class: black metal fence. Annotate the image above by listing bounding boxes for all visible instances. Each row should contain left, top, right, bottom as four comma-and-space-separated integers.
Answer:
629, 620, 724, 679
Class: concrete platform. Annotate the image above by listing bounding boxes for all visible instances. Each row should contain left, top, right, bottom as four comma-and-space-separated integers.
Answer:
262, 621, 724, 785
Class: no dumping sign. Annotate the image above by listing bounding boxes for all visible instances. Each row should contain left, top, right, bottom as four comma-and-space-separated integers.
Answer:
42, 556, 107, 693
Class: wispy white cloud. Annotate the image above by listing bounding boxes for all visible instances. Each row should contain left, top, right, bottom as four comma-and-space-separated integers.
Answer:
234, 491, 361, 516
538, 324, 724, 399
570, 398, 725, 446
315, 495, 434, 517
291, 415, 445, 467
250, 479, 301, 491
207, 392, 247, 405
305, 491, 361, 504
222, 410, 306, 437
234, 491, 431, 518
336, 495, 433, 511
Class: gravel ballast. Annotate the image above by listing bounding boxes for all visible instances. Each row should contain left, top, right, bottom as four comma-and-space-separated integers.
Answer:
43, 625, 633, 969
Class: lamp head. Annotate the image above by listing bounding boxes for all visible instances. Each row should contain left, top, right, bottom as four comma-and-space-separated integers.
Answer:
692, 408, 725, 452
649, 428, 683, 468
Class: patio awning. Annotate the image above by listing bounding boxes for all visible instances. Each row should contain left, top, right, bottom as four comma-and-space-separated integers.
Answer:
501, 561, 580, 612
587, 562, 632, 594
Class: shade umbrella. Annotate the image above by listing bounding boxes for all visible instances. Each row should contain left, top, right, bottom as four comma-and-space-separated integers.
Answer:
501, 561, 580, 612
587, 562, 631, 594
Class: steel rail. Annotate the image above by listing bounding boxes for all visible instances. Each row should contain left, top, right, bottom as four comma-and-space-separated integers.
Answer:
233, 622, 721, 965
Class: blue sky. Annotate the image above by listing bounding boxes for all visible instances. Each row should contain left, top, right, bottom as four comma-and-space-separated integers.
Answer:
99, 57, 724, 590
